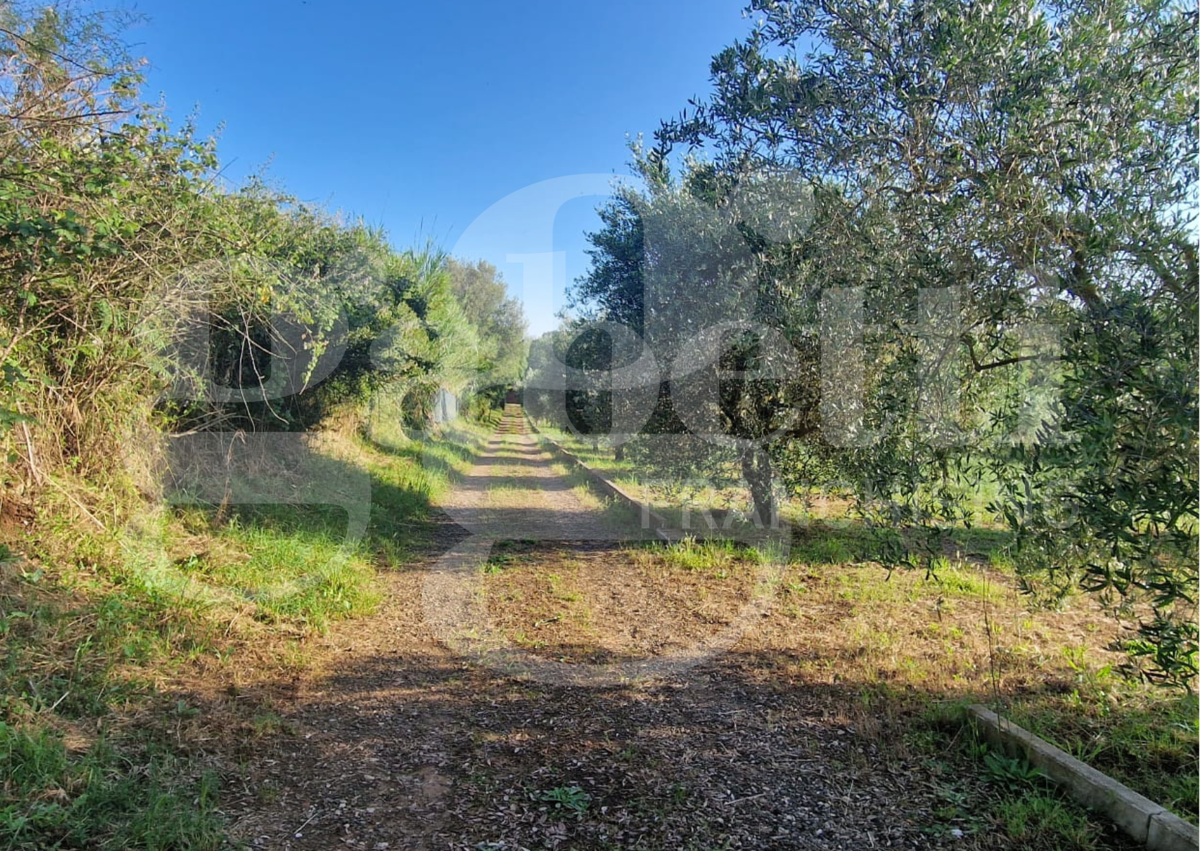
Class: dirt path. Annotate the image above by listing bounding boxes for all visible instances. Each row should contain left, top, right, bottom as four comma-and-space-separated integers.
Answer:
434, 406, 625, 543
222, 408, 983, 850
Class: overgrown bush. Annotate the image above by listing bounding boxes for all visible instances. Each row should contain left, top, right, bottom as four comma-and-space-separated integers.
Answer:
0, 3, 522, 531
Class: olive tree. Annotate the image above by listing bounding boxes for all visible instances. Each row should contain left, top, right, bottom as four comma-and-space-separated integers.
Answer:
652, 0, 1197, 683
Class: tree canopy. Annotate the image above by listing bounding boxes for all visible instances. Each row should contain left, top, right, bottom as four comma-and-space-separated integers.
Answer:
445, 257, 529, 391
0, 3, 526, 477
567, 0, 1197, 684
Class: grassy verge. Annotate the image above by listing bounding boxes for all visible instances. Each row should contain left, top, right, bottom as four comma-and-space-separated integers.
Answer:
791, 533, 1197, 845
0, 420, 484, 850
910, 692, 1197, 849
0, 717, 224, 850
753, 534, 1197, 848
1002, 685, 1198, 822
530, 425, 636, 486
785, 507, 1198, 838
0, 546, 230, 850
467, 529, 1190, 849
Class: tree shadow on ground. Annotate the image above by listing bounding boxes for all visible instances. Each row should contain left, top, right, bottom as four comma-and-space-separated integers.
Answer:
213, 637, 1147, 851
199, 522, 1168, 851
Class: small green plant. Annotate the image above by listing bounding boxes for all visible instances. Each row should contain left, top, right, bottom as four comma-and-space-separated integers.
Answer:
662, 537, 739, 572
965, 739, 990, 761
934, 567, 989, 599
535, 785, 591, 818
983, 750, 1047, 787
481, 552, 516, 574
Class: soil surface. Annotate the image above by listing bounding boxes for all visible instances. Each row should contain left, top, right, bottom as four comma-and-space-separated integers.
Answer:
218, 408, 1056, 850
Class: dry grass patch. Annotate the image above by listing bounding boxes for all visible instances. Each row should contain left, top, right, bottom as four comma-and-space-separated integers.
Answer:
478, 541, 761, 663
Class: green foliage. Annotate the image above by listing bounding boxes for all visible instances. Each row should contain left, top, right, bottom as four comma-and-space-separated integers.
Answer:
0, 722, 224, 851
642, 0, 1197, 685
982, 750, 1047, 788
791, 534, 854, 566
566, 151, 822, 524
0, 556, 227, 849
992, 789, 1108, 851
186, 507, 381, 627
994, 289, 1199, 685
660, 536, 741, 573
0, 2, 526, 495
535, 785, 592, 819
446, 257, 529, 393
0, 7, 529, 840
1010, 689, 1199, 821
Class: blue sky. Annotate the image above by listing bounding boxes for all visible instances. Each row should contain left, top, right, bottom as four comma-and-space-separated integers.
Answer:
123, 0, 755, 335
